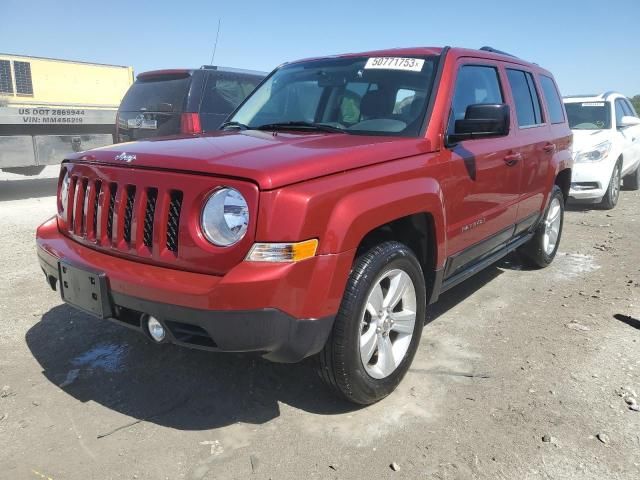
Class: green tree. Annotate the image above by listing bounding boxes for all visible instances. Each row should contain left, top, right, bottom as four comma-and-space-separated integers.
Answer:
632, 95, 640, 114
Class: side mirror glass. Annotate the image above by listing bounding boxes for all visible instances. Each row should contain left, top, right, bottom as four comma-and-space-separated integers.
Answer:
619, 115, 640, 128
447, 103, 510, 144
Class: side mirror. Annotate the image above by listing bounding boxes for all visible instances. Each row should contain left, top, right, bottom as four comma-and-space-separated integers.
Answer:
618, 115, 640, 128
447, 104, 510, 144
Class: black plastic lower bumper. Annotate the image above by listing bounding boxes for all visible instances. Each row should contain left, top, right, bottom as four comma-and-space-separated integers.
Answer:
38, 248, 334, 363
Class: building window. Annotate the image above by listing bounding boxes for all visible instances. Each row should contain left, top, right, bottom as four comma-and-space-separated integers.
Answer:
0, 60, 13, 95
14, 61, 33, 96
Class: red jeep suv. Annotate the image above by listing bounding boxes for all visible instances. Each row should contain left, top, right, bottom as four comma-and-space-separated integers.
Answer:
36, 46, 572, 404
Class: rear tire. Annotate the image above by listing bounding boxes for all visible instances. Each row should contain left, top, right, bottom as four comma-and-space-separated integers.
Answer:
315, 241, 426, 405
600, 161, 622, 209
519, 185, 564, 269
622, 163, 640, 191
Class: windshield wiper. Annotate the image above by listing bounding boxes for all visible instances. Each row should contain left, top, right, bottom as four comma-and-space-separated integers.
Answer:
220, 121, 250, 131
255, 121, 346, 134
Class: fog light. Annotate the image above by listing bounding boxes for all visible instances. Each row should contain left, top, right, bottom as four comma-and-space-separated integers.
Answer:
146, 316, 166, 342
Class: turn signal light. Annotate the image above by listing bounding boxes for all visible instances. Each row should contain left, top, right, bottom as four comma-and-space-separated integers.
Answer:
246, 239, 319, 262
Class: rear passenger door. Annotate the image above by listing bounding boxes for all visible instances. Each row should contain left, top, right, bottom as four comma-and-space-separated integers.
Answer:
443, 62, 522, 271
503, 66, 552, 230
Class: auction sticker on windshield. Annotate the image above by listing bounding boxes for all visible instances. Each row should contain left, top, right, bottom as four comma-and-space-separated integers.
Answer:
582, 103, 606, 107
364, 57, 425, 72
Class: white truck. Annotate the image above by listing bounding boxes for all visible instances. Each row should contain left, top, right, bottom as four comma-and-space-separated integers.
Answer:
0, 53, 133, 175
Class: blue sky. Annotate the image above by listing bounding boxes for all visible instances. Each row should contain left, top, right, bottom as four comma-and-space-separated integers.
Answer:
2, 0, 639, 96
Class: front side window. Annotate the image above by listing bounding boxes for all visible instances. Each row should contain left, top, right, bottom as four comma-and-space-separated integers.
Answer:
564, 101, 611, 130
539, 75, 565, 124
506, 69, 544, 127
448, 64, 503, 134
614, 99, 626, 126
228, 55, 438, 136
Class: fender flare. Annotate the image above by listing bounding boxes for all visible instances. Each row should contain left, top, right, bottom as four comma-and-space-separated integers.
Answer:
320, 177, 447, 267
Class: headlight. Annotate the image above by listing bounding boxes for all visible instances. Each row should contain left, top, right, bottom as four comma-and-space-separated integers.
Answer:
574, 141, 611, 163
201, 187, 249, 246
59, 169, 70, 215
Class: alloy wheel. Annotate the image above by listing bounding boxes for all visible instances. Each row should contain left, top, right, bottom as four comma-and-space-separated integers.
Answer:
359, 269, 417, 379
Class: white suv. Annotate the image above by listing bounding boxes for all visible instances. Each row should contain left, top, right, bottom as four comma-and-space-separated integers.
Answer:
563, 92, 640, 209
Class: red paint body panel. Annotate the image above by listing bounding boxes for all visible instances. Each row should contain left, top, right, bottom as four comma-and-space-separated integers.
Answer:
36, 45, 573, 334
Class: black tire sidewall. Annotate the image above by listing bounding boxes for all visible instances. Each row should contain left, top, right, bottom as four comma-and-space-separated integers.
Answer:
337, 242, 426, 404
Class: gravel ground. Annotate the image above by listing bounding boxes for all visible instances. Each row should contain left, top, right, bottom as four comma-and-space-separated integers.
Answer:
0, 169, 639, 480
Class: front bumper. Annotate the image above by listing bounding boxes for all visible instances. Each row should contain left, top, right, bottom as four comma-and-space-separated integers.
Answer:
568, 158, 615, 201
36, 217, 353, 362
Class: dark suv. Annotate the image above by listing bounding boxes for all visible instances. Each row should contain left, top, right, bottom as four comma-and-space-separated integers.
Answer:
115, 66, 265, 142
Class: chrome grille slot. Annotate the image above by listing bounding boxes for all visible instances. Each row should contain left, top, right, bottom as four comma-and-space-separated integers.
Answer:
143, 188, 157, 248
166, 190, 183, 253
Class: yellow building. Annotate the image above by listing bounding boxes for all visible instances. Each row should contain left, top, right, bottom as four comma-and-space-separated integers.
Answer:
0, 53, 133, 174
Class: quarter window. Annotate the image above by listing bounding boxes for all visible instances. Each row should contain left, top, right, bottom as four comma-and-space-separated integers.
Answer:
14, 61, 33, 96
0, 60, 13, 95
539, 75, 565, 124
506, 69, 544, 127
449, 65, 503, 133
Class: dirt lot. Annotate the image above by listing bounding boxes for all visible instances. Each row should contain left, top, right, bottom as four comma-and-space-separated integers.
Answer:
1, 168, 639, 480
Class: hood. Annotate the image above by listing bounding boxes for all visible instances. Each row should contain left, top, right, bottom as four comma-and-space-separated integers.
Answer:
69, 131, 434, 190
570, 129, 613, 154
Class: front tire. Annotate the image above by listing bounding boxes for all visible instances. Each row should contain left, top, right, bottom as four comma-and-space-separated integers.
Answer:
519, 185, 564, 268
315, 241, 426, 405
600, 161, 622, 209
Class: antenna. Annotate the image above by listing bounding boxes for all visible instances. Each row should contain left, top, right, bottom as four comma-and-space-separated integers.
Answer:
209, 19, 222, 65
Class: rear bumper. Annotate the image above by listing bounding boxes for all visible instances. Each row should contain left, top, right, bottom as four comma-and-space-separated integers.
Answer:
36, 217, 353, 362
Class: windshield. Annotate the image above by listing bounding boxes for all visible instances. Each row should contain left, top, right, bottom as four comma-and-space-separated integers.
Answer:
564, 101, 611, 130
227, 55, 438, 136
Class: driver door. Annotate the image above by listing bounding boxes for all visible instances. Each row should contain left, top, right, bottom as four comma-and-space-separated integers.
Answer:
442, 62, 522, 278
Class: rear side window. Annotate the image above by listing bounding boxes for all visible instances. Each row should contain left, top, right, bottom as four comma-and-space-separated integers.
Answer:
120, 75, 191, 113
200, 74, 262, 115
621, 99, 636, 118
625, 99, 639, 117
449, 65, 503, 131
506, 69, 543, 127
539, 75, 565, 124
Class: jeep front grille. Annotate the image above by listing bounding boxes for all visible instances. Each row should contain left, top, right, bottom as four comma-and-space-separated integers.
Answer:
64, 173, 183, 256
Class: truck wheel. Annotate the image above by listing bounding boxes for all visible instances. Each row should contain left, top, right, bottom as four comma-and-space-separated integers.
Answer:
316, 241, 426, 405
600, 162, 621, 209
622, 163, 640, 191
519, 185, 564, 268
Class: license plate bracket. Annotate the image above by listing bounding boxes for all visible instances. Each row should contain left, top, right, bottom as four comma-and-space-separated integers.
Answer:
59, 262, 111, 318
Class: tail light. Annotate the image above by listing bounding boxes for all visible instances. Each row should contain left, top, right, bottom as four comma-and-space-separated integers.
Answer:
180, 113, 202, 134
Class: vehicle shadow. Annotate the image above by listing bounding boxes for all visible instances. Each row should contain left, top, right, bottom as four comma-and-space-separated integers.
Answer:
0, 177, 57, 201
27, 252, 524, 432
26, 304, 357, 432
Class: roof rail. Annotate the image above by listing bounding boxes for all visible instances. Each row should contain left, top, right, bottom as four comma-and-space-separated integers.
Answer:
200, 65, 267, 76
564, 94, 599, 99
599, 91, 619, 99
479, 46, 518, 58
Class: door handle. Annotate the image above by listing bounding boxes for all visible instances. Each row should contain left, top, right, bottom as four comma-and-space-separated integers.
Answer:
543, 143, 556, 153
504, 153, 522, 166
